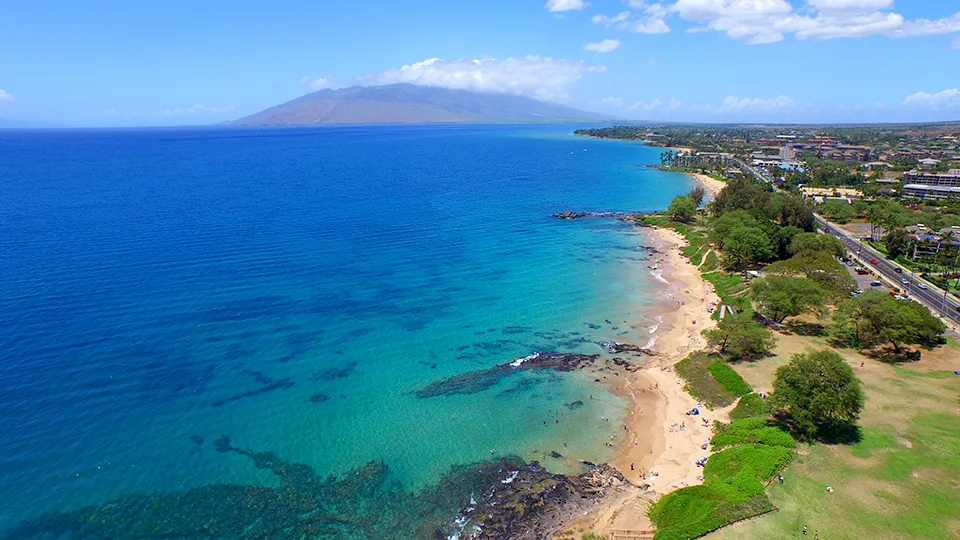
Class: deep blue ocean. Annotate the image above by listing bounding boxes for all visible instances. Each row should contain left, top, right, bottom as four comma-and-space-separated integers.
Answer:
0, 124, 693, 537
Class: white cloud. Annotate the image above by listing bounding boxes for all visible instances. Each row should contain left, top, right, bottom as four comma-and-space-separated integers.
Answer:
593, 3, 670, 34
903, 89, 960, 110
546, 0, 587, 12
599, 96, 626, 108
0, 89, 14, 102
627, 97, 682, 111
365, 56, 606, 101
667, 0, 960, 44
593, 11, 630, 26
805, 0, 894, 13
157, 104, 235, 117
300, 76, 332, 90
695, 95, 796, 112
584, 39, 621, 52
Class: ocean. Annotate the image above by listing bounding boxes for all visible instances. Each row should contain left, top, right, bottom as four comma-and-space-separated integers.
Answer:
0, 124, 693, 537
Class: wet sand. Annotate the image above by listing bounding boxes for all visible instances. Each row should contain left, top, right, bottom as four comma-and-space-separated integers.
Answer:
573, 225, 733, 536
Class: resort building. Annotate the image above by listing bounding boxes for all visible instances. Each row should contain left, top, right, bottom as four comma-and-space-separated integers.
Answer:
902, 169, 960, 200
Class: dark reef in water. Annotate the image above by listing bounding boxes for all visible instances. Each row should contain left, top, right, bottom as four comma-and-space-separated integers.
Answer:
415, 352, 600, 398
4, 438, 635, 540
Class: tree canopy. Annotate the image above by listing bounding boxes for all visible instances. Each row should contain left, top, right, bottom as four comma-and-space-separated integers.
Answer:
703, 315, 777, 360
751, 276, 826, 324
723, 227, 773, 271
883, 228, 910, 260
668, 195, 698, 223
788, 232, 847, 259
769, 350, 864, 440
765, 251, 856, 299
688, 185, 707, 209
832, 290, 947, 352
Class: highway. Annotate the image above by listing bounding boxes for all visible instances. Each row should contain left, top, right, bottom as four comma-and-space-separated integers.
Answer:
735, 157, 960, 326
817, 216, 960, 325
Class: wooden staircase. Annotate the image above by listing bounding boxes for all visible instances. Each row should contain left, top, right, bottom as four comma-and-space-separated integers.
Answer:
609, 529, 656, 540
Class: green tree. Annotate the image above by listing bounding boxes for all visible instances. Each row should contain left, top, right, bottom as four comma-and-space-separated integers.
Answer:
688, 185, 707, 209
765, 251, 856, 299
788, 232, 847, 259
832, 290, 947, 352
769, 350, 864, 440
711, 177, 773, 218
751, 276, 826, 324
668, 195, 698, 223
883, 228, 910, 260
703, 315, 776, 360
723, 226, 773, 272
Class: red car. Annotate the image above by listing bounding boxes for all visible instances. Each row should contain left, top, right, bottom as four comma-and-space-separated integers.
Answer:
869, 259, 879, 265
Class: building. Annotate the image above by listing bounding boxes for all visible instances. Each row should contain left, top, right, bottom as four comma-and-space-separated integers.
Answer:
903, 169, 960, 200
905, 224, 960, 259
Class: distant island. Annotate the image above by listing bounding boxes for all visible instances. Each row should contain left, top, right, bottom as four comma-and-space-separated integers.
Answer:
231, 83, 610, 126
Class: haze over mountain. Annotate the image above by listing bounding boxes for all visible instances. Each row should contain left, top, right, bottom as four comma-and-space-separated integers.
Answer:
231, 84, 609, 126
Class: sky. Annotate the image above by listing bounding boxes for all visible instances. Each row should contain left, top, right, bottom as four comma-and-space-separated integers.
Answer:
1, 0, 959, 126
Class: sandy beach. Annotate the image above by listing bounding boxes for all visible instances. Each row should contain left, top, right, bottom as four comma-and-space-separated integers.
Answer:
688, 172, 726, 198
575, 225, 730, 535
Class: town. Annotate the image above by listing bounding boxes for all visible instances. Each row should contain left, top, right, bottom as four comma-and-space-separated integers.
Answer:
576, 123, 960, 323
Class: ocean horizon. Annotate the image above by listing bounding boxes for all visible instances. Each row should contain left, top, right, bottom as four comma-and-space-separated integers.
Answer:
0, 124, 694, 537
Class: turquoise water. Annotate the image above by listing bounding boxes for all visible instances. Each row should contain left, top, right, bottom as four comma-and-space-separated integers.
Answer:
0, 124, 693, 535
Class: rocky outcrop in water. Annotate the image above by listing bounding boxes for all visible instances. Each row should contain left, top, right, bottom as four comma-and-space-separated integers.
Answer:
453, 461, 636, 539
4, 438, 637, 540
415, 352, 600, 398
553, 211, 587, 220
605, 342, 658, 357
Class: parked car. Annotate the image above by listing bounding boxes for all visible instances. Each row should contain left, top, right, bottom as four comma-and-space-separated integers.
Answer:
871, 281, 882, 287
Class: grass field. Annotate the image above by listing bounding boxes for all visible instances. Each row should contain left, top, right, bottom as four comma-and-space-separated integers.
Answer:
705, 333, 960, 540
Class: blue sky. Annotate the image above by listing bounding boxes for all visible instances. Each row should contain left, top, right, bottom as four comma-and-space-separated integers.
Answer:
1, 0, 959, 126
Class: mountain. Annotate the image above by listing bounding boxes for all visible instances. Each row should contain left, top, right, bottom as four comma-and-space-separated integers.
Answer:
231, 84, 609, 126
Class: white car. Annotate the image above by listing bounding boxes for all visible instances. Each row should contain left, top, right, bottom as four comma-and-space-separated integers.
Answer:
918, 284, 928, 290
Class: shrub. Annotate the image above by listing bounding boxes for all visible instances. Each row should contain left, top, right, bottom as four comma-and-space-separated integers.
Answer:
730, 393, 768, 420
711, 418, 796, 450
708, 361, 752, 397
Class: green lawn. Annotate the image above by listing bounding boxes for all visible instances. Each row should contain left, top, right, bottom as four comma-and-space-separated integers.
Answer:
706, 340, 960, 540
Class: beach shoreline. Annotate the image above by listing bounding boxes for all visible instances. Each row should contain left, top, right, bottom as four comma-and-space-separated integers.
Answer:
571, 224, 730, 536
687, 172, 726, 198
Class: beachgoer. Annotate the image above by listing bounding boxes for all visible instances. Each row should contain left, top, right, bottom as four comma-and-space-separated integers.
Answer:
778, 474, 784, 484
630, 463, 634, 471
803, 526, 807, 535
814, 531, 818, 539
555, 419, 559, 424
861, 361, 864, 367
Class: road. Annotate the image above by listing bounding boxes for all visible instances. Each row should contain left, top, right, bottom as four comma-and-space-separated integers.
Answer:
817, 216, 960, 325
735, 157, 960, 326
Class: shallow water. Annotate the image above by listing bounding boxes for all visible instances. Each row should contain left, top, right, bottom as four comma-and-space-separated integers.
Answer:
0, 124, 693, 532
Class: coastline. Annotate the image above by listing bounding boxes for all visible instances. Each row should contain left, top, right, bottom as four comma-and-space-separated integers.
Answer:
573, 225, 731, 536
686, 172, 726, 198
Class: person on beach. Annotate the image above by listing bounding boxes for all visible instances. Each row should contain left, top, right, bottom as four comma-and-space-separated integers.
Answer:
803, 525, 807, 535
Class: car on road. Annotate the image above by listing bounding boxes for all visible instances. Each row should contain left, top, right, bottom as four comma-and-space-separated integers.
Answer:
870, 259, 879, 265
871, 281, 882, 287
901, 279, 909, 285
895, 268, 903, 274
918, 283, 928, 290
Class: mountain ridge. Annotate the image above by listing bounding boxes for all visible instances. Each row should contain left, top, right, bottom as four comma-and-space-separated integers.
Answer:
231, 84, 610, 126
